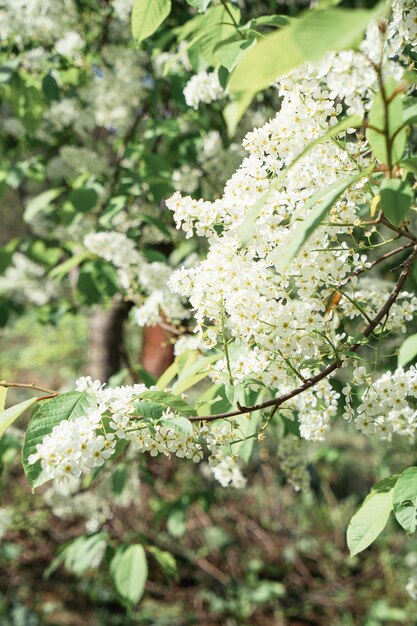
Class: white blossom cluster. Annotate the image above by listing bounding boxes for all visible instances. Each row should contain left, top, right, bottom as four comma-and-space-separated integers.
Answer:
28, 407, 117, 482
81, 47, 145, 132
343, 366, 417, 441
0, 0, 134, 50
83, 231, 190, 326
166, 1, 417, 444
341, 277, 417, 334
406, 575, 417, 601
153, 41, 192, 77
0, 507, 13, 540
0, 0, 81, 47
0, 253, 59, 306
29, 377, 246, 489
43, 464, 140, 533
183, 71, 225, 109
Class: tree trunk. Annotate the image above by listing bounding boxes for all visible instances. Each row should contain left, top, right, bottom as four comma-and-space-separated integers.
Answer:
87, 300, 132, 382
140, 324, 174, 378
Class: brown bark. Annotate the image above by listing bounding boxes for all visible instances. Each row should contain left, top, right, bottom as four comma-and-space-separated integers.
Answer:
87, 300, 132, 382
140, 324, 174, 378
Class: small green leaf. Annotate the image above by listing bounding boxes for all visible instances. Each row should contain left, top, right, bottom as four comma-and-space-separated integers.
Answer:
347, 477, 396, 556
137, 390, 194, 416
42, 74, 60, 101
22, 391, 95, 488
167, 507, 187, 537
171, 353, 220, 394
247, 15, 291, 29
68, 188, 98, 213
0, 239, 19, 275
393, 467, 417, 535
110, 544, 148, 605
185, 0, 211, 12
148, 546, 178, 579
224, 90, 255, 137
160, 414, 193, 436
131, 0, 172, 44
24, 188, 63, 223
214, 36, 255, 72
135, 400, 165, 420
380, 178, 413, 226
46, 533, 107, 578
230, 6, 383, 97
403, 97, 417, 127
111, 464, 128, 495
0, 397, 37, 437
278, 172, 366, 271
0, 387, 6, 412
186, 3, 241, 67
49, 252, 90, 281
401, 157, 417, 176
398, 333, 417, 368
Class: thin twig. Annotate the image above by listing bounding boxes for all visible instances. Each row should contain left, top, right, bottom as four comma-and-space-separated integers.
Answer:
0, 382, 59, 396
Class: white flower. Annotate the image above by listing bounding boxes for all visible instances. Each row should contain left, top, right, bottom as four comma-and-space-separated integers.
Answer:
183, 71, 225, 109
55, 30, 84, 56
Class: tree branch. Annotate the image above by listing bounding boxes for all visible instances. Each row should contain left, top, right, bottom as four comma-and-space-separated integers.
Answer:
0, 381, 59, 396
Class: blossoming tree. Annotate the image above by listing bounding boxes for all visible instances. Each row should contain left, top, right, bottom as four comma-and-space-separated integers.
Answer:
1, 0, 417, 607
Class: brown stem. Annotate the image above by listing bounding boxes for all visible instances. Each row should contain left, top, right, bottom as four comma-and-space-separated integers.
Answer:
0, 382, 59, 396
344, 240, 415, 285
188, 245, 417, 422
380, 217, 417, 242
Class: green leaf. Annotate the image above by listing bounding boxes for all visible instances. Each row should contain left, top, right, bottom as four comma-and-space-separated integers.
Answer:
110, 544, 148, 605
77, 261, 120, 304
380, 178, 413, 226
111, 464, 128, 495
347, 477, 396, 556
247, 15, 291, 30
186, 0, 211, 12
0, 387, 6, 413
0, 239, 19, 275
22, 391, 95, 488
46, 533, 107, 578
42, 74, 59, 101
137, 390, 194, 416
398, 333, 417, 368
224, 90, 254, 137
49, 251, 90, 281
0, 397, 37, 437
68, 188, 98, 213
401, 157, 417, 175
167, 507, 187, 537
24, 188, 63, 223
148, 546, 178, 579
156, 359, 179, 390
27, 241, 61, 268
187, 3, 241, 67
278, 172, 365, 271
135, 400, 165, 420
160, 414, 193, 436
367, 77, 406, 166
403, 97, 417, 127
230, 6, 383, 96
393, 467, 417, 535
171, 353, 220, 394
131, 0, 172, 44
214, 36, 255, 72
